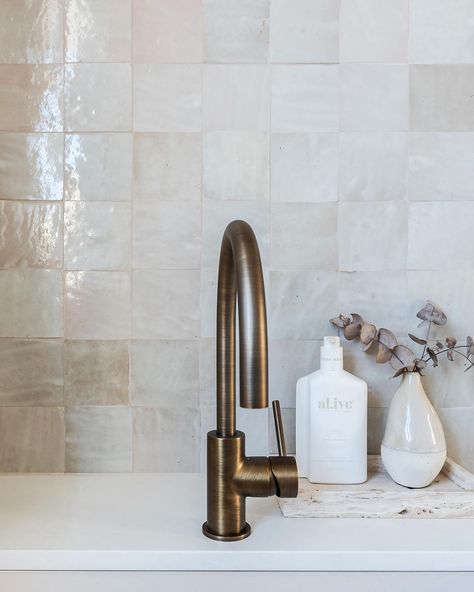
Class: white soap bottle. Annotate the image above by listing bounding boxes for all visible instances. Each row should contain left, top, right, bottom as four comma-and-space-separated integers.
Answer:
296, 336, 368, 484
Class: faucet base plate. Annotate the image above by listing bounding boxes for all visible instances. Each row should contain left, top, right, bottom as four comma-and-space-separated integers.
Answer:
202, 521, 251, 542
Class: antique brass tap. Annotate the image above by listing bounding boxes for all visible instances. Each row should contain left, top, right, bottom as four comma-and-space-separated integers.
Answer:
202, 220, 298, 542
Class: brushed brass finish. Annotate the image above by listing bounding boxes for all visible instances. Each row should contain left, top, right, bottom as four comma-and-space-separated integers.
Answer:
272, 400, 287, 457
203, 220, 298, 542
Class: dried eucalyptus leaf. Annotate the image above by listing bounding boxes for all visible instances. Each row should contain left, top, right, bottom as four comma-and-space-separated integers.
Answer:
467, 336, 474, 357
415, 359, 427, 370
392, 367, 406, 378
390, 345, 417, 371
446, 337, 457, 349
350, 313, 364, 326
426, 347, 439, 367
435, 341, 444, 350
376, 343, 392, 364
447, 349, 454, 361
408, 333, 427, 345
330, 316, 346, 328
344, 322, 361, 340
416, 300, 447, 326
378, 328, 397, 349
360, 323, 377, 345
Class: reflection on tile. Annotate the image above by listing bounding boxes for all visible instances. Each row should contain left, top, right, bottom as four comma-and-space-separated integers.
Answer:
65, 64, 132, 132
0, 201, 62, 268
65, 0, 131, 62
339, 132, 407, 201
0, 65, 63, 131
131, 340, 199, 407
64, 340, 129, 406
271, 65, 339, 132
133, 201, 201, 269
368, 407, 388, 455
134, 65, 201, 132
65, 271, 130, 339
270, 0, 339, 63
0, 0, 63, 63
203, 0, 269, 63
134, 0, 202, 63
133, 407, 200, 472
271, 133, 338, 203
64, 202, 131, 270
0, 269, 62, 337
203, 132, 269, 200
65, 134, 132, 201
133, 133, 201, 201
0, 407, 65, 472
133, 270, 200, 339
271, 203, 338, 270
438, 408, 474, 473
203, 65, 269, 131
0, 340, 63, 406
269, 408, 295, 455
66, 406, 132, 472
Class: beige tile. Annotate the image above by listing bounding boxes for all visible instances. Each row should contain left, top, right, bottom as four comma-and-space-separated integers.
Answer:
368, 407, 388, 455
65, 64, 132, 132
341, 65, 409, 132
271, 133, 338, 202
133, 407, 200, 472
134, 65, 201, 132
270, 0, 339, 63
66, 407, 132, 472
339, 202, 408, 271
65, 0, 131, 62
0, 133, 63, 201
0, 340, 63, 406
64, 202, 131, 270
0, 65, 63, 132
271, 203, 338, 270
133, 201, 201, 269
133, 270, 200, 339
410, 65, 474, 132
133, 133, 201, 201
269, 408, 295, 455
340, 0, 408, 62
271, 65, 339, 132
0, 201, 62, 268
0, 407, 65, 472
203, 0, 268, 63
65, 133, 132, 201
438, 408, 474, 473
134, 0, 202, 63
65, 271, 130, 339
0, 0, 63, 64
203, 65, 269, 131
64, 340, 129, 406
0, 269, 62, 337
130, 340, 199, 407
339, 132, 407, 201
203, 132, 269, 200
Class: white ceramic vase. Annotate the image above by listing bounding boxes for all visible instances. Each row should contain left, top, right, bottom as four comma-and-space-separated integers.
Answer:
381, 372, 447, 488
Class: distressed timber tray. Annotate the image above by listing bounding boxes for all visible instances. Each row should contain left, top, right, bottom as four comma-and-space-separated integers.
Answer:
278, 455, 474, 518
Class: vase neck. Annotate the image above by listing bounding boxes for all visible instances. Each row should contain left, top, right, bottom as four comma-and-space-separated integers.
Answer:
401, 371, 423, 389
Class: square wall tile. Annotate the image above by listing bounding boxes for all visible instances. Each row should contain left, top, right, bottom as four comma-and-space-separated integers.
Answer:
438, 408, 474, 473
271, 65, 339, 132
341, 65, 409, 132
66, 407, 132, 472
237, 407, 268, 456
133, 270, 200, 339
339, 202, 408, 271
203, 0, 268, 63
203, 65, 269, 131
0, 270, 62, 338
271, 133, 338, 202
339, 132, 407, 201
0, 407, 65, 472
203, 132, 269, 200
133, 133, 201, 201
65, 0, 131, 62
0, 65, 63, 132
64, 202, 131, 270
368, 407, 388, 455
130, 340, 199, 407
134, 0, 202, 63
270, 0, 339, 63
410, 65, 474, 132
133, 407, 200, 472
271, 203, 338, 270
340, 0, 408, 63
0, 201, 62, 268
65, 64, 132, 132
0, 340, 63, 406
133, 201, 201, 269
344, 347, 395, 408
64, 340, 129, 406
198, 338, 215, 405
65, 271, 130, 339
65, 134, 132, 201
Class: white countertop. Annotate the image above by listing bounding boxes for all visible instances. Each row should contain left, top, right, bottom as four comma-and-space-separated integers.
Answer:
0, 473, 473, 572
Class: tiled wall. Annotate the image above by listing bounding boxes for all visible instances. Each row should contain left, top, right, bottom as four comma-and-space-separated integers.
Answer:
0, 0, 473, 473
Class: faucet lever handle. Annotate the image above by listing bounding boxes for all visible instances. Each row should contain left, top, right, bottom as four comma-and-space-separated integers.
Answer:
272, 400, 287, 457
